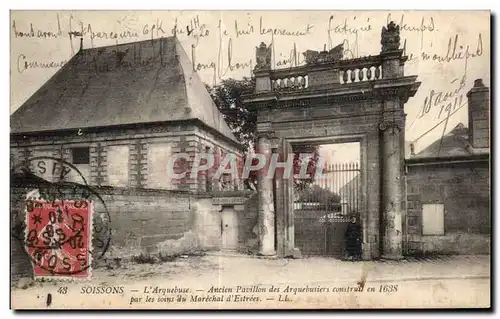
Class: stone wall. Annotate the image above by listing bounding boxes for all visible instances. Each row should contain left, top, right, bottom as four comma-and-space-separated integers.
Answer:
10, 179, 256, 279
405, 157, 490, 255
95, 188, 198, 258
10, 184, 211, 265
10, 185, 34, 280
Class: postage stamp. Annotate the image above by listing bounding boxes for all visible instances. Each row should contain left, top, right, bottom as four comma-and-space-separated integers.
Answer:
11, 156, 112, 283
9, 9, 491, 310
24, 199, 93, 280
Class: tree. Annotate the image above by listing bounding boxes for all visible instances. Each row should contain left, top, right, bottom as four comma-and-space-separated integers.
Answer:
296, 184, 342, 211
205, 77, 257, 152
206, 78, 320, 191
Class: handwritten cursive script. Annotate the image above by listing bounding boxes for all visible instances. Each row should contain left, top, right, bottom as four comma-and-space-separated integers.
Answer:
192, 20, 252, 85
171, 16, 210, 47
12, 15, 63, 39
274, 42, 307, 68
421, 33, 483, 63
387, 13, 436, 50
259, 17, 314, 37
17, 54, 67, 73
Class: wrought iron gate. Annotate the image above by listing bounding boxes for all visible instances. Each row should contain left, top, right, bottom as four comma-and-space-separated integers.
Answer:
294, 162, 361, 257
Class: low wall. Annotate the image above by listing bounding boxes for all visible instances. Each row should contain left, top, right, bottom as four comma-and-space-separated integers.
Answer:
10, 180, 255, 279
406, 232, 490, 255
95, 187, 200, 258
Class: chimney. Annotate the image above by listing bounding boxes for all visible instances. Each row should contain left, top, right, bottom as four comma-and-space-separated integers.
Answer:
80, 37, 83, 51
467, 79, 490, 149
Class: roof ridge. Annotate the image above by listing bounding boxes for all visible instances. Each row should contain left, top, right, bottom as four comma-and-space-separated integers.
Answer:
413, 122, 471, 158
80, 36, 176, 53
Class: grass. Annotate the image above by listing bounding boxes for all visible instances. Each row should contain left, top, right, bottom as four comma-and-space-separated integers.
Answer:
131, 250, 207, 264
131, 253, 157, 264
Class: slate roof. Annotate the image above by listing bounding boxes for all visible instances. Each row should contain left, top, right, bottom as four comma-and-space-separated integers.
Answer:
412, 123, 472, 159
10, 36, 238, 143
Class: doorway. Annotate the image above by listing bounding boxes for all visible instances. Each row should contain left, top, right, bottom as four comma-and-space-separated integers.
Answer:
292, 141, 361, 258
221, 206, 238, 251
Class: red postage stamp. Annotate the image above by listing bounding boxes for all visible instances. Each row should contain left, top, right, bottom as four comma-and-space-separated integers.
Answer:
24, 199, 93, 280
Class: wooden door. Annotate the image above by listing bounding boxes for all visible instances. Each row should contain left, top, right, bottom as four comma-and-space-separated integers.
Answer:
221, 207, 238, 250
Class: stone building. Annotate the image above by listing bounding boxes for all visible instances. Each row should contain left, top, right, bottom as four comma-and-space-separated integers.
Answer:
10, 36, 242, 192
405, 79, 490, 255
10, 36, 248, 274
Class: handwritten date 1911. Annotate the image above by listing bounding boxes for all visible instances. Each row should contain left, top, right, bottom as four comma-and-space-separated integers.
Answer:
420, 74, 467, 120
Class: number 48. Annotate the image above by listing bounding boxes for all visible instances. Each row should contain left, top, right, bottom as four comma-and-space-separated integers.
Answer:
57, 286, 68, 294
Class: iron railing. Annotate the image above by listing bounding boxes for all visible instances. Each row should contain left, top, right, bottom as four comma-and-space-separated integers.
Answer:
294, 162, 360, 218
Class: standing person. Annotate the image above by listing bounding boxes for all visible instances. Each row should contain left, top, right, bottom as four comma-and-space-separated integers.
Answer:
343, 215, 362, 261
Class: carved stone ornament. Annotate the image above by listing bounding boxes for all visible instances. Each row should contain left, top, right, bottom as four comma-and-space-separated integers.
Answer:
303, 43, 344, 65
379, 121, 402, 133
269, 136, 281, 150
381, 21, 401, 52
255, 42, 272, 70
257, 131, 275, 140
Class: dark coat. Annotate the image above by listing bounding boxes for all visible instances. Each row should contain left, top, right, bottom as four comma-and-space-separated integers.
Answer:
344, 222, 362, 255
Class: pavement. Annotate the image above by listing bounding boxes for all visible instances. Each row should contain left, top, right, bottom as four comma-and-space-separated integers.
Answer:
201, 252, 490, 284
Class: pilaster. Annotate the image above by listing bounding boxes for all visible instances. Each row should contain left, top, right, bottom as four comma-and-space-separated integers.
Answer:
380, 99, 405, 259
256, 130, 276, 256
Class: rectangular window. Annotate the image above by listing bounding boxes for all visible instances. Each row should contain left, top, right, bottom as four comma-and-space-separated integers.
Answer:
71, 147, 90, 164
147, 143, 172, 189
107, 145, 129, 187
69, 146, 90, 183
422, 203, 445, 235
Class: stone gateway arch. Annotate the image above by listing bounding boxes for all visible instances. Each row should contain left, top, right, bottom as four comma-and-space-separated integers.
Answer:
243, 22, 421, 260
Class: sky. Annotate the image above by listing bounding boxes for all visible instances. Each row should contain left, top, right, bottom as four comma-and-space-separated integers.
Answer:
9, 10, 490, 154
320, 143, 360, 164
317, 143, 360, 191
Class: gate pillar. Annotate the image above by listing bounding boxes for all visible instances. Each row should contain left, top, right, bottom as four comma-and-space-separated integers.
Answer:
379, 112, 404, 259
378, 22, 410, 260
274, 138, 297, 257
256, 132, 276, 256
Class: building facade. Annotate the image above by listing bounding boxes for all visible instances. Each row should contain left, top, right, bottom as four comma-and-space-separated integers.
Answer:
10, 36, 242, 192
405, 79, 490, 255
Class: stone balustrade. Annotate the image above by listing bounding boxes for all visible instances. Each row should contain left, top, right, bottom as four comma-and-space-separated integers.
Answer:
261, 55, 385, 93
339, 65, 383, 84
272, 74, 309, 91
